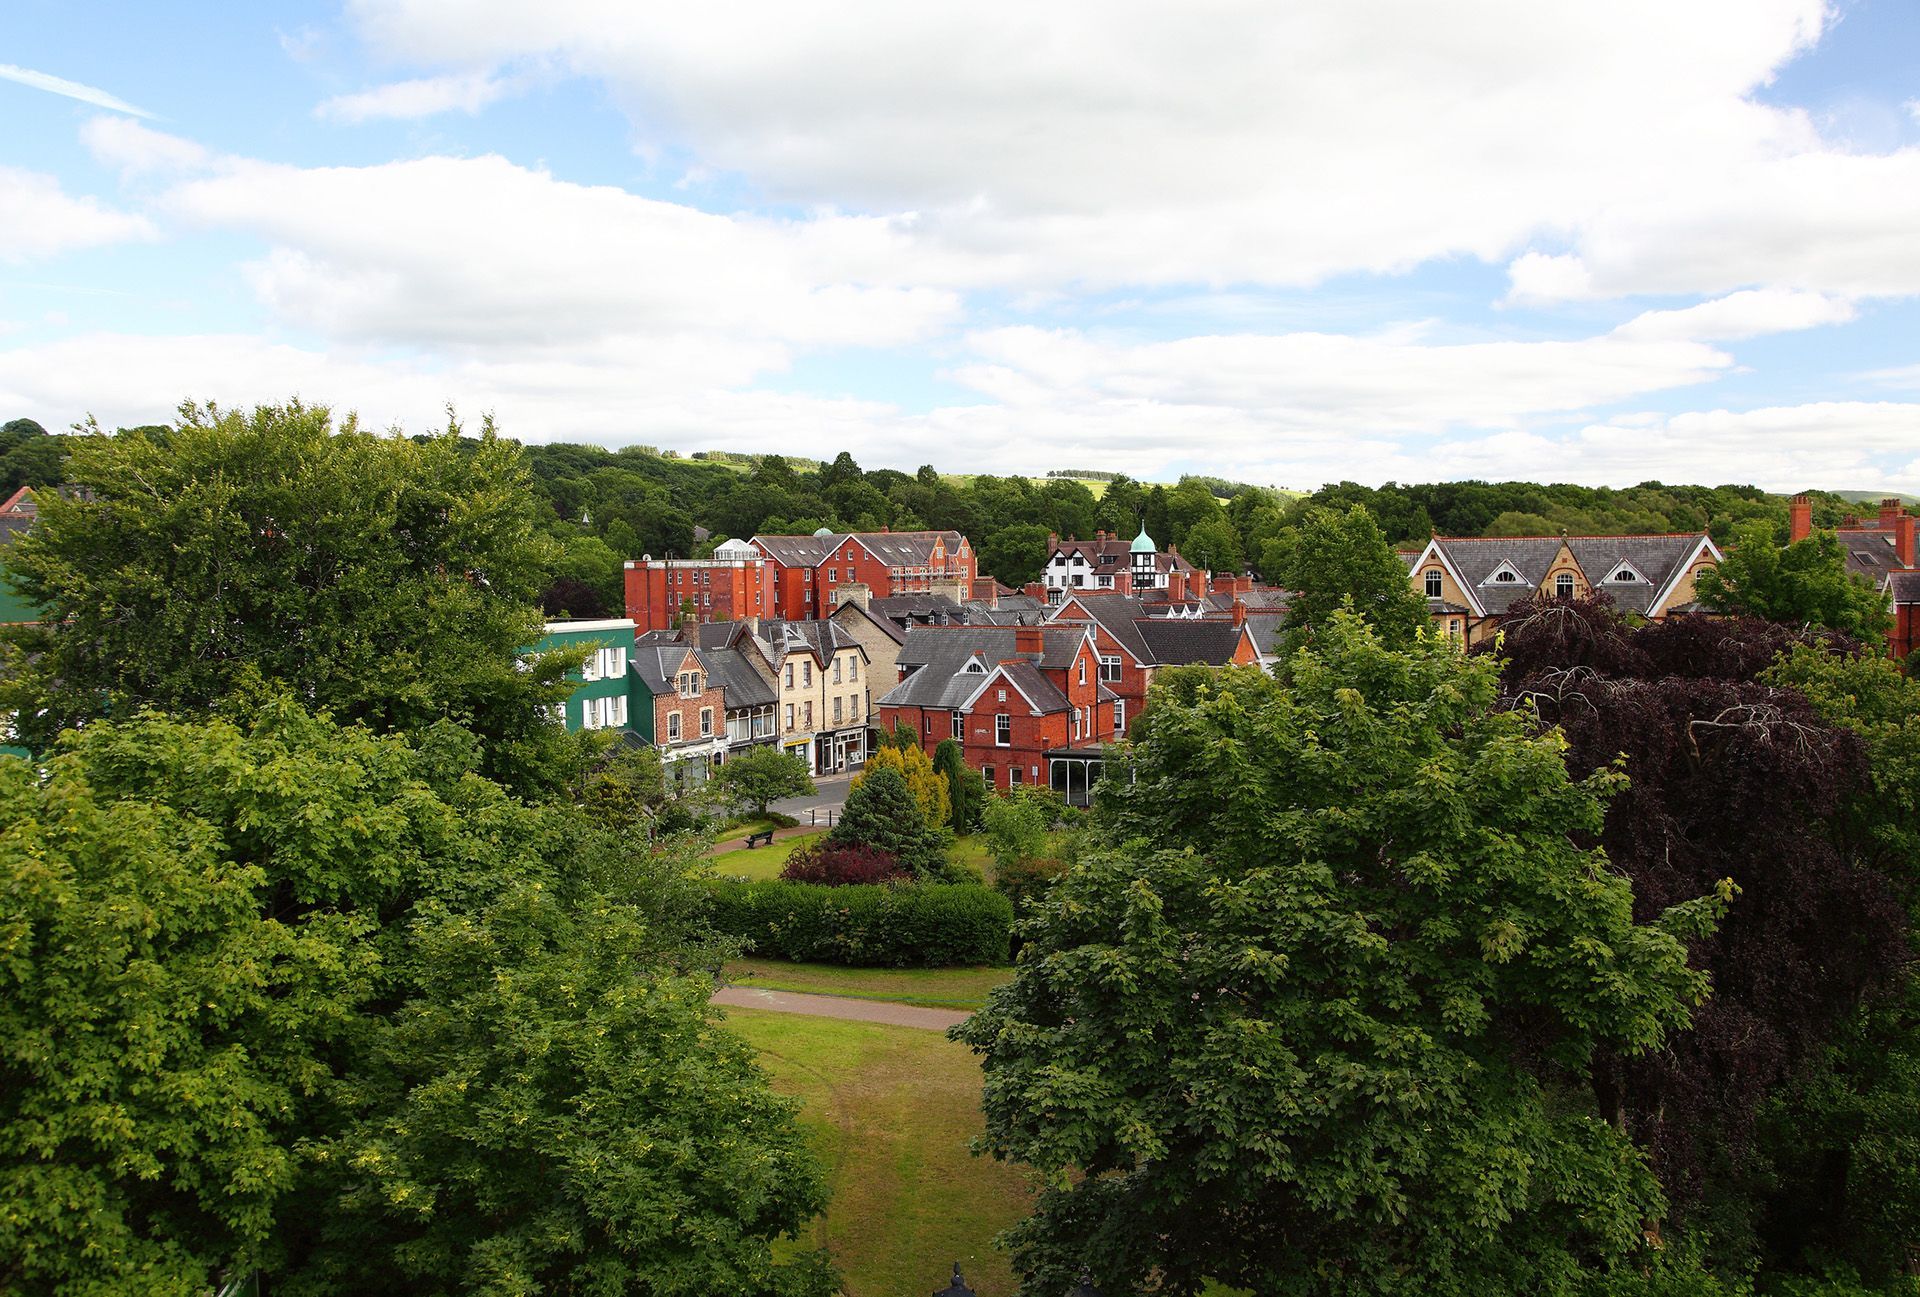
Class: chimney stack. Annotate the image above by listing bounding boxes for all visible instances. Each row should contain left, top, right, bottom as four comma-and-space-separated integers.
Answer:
834, 581, 871, 611
1015, 625, 1045, 656
1790, 494, 1813, 544
1898, 512, 1917, 569
1232, 598, 1247, 627
1880, 498, 1904, 528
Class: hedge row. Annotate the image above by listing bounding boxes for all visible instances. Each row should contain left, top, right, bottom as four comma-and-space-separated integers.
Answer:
705, 880, 1012, 967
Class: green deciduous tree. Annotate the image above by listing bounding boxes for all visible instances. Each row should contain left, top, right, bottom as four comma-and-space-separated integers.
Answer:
1695, 521, 1894, 643
0, 400, 580, 793
0, 700, 832, 1296
958, 619, 1720, 1297
1262, 503, 1428, 651
712, 745, 816, 818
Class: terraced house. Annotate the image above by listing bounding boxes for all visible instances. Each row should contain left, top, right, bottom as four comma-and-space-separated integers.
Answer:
695, 618, 871, 775
1405, 532, 1723, 646
535, 618, 637, 735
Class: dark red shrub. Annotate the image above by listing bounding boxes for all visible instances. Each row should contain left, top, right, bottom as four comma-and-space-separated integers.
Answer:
780, 840, 911, 886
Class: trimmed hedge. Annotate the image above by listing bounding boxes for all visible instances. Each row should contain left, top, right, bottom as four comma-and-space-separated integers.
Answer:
705, 880, 1012, 967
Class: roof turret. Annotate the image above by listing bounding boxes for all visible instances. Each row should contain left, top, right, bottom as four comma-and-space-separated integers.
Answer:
1130, 526, 1156, 554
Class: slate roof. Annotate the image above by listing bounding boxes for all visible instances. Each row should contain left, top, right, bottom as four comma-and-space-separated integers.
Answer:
631, 643, 700, 695
1425, 534, 1713, 617
831, 599, 909, 644
1835, 528, 1908, 580
991, 660, 1071, 713
750, 529, 966, 570
870, 593, 967, 624
894, 624, 1089, 673
1244, 612, 1287, 657
1049, 594, 1154, 663
1888, 571, 1920, 604
749, 618, 862, 665
698, 645, 777, 709
1135, 619, 1250, 665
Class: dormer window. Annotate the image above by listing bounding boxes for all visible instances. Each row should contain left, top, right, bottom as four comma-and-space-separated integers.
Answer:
1605, 564, 1644, 583
962, 657, 987, 674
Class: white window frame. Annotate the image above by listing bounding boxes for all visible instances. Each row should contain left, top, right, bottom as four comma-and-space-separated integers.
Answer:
668, 711, 682, 741
1114, 699, 1125, 733
951, 710, 964, 739
995, 714, 1011, 747
1100, 655, 1122, 683
700, 707, 713, 736
1425, 569, 1443, 599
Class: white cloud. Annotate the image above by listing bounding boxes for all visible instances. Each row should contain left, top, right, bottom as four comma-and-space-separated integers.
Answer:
4, 329, 1916, 494
0, 63, 155, 118
0, 166, 156, 262
151, 152, 958, 357
316, 70, 514, 123
330, 0, 1920, 300
1610, 290, 1856, 342
81, 116, 214, 178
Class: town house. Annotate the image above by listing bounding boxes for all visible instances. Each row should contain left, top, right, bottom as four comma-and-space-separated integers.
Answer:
875, 624, 1116, 804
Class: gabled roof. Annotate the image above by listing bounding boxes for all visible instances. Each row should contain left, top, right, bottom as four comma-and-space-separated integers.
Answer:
632, 644, 702, 694
880, 625, 1091, 710
958, 659, 1071, 714
831, 599, 909, 644
1134, 619, 1253, 666
698, 644, 777, 709
751, 529, 968, 570
1833, 528, 1906, 579
0, 486, 37, 518
1048, 593, 1154, 664
1887, 571, 1920, 604
750, 618, 864, 666
869, 592, 967, 624
1419, 533, 1716, 618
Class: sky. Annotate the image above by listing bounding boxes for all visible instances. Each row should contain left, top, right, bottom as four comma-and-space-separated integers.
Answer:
2, 1, 1919, 492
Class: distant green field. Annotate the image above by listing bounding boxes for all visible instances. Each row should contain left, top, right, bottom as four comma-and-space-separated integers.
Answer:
725, 958, 1013, 1009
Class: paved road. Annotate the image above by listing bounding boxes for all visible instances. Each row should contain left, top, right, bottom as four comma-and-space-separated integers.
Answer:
770, 772, 853, 825
712, 985, 972, 1031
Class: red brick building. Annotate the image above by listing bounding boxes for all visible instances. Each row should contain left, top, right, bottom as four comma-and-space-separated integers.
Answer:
1046, 593, 1261, 737
874, 624, 1116, 803
625, 529, 977, 631
1889, 572, 1920, 662
624, 538, 777, 633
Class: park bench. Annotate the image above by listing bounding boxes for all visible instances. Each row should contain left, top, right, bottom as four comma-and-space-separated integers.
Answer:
743, 828, 777, 849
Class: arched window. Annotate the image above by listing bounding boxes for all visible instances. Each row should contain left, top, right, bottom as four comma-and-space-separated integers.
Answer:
1424, 568, 1442, 598
1555, 573, 1575, 599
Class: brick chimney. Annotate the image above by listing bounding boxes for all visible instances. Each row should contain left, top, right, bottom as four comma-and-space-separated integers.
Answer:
1898, 511, 1917, 569
1014, 625, 1045, 656
1790, 493, 1813, 544
833, 581, 871, 611
1023, 582, 1046, 602
1880, 498, 1904, 528
1232, 598, 1247, 627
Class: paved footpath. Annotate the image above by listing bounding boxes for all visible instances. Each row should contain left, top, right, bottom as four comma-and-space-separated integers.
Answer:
712, 985, 972, 1031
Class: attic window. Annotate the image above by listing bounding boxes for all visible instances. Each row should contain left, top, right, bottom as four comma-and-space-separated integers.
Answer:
962, 658, 987, 674
1493, 570, 1520, 583
1607, 567, 1641, 583
1853, 551, 1878, 567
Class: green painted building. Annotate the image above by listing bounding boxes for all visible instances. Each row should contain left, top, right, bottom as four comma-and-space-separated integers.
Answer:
535, 618, 637, 736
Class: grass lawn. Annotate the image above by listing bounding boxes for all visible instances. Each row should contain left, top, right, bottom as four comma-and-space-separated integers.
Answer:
725, 958, 1014, 1009
724, 1006, 1036, 1297
704, 830, 824, 881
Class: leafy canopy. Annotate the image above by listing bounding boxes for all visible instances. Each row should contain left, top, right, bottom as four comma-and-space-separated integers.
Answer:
959, 616, 1718, 1297
0, 700, 833, 1297
852, 742, 950, 829
1694, 520, 1894, 643
1262, 503, 1428, 651
712, 745, 815, 817
0, 400, 579, 791
830, 763, 949, 878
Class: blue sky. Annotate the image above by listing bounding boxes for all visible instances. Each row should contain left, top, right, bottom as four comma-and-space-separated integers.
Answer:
3, 0, 1919, 491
